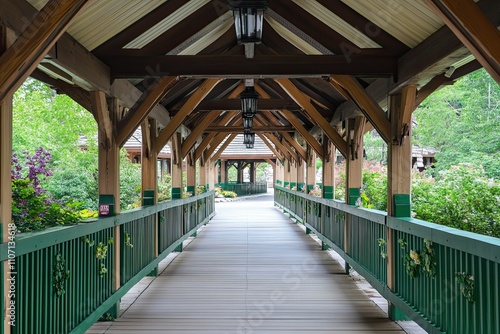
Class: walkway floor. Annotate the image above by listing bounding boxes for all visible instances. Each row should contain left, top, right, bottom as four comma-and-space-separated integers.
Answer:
88, 193, 405, 333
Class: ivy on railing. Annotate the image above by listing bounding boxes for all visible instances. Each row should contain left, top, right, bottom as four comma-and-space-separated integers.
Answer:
398, 238, 436, 278
455, 272, 475, 302
53, 253, 70, 297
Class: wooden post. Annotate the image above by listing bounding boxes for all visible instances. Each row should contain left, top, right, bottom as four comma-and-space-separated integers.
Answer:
306, 146, 316, 194
141, 118, 159, 276
207, 159, 216, 191
322, 137, 335, 199
345, 117, 364, 205
171, 132, 183, 199
283, 159, 291, 188
220, 159, 227, 184
91, 92, 121, 318
1, 25, 14, 334
290, 160, 298, 190
186, 151, 196, 195
199, 161, 207, 189
387, 87, 415, 320
297, 159, 305, 192
249, 162, 256, 183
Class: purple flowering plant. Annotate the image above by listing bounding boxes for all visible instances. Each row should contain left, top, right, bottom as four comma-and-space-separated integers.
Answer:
12, 147, 80, 233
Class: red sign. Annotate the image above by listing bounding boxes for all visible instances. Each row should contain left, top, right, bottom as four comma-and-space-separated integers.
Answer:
99, 204, 110, 216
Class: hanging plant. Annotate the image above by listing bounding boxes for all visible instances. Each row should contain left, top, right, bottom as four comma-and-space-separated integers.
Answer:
455, 272, 475, 303
82, 235, 95, 246
124, 231, 134, 248
53, 253, 70, 297
95, 237, 114, 277
398, 238, 436, 279
377, 238, 387, 259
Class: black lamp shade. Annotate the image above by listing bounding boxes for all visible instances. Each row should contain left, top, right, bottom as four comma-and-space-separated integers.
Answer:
240, 87, 259, 118
243, 116, 253, 131
243, 132, 255, 145
230, 1, 268, 44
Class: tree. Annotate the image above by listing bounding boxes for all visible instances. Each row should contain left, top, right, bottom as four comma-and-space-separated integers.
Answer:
413, 69, 500, 178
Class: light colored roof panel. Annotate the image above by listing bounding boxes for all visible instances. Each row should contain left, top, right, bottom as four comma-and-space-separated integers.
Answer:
341, 0, 444, 48
27, 0, 169, 51
217, 134, 275, 156
124, 0, 210, 49
292, 0, 381, 49
265, 16, 323, 55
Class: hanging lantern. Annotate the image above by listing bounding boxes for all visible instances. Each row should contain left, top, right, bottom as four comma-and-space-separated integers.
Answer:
240, 86, 259, 118
243, 116, 253, 131
245, 142, 254, 149
229, 0, 268, 44
243, 131, 255, 145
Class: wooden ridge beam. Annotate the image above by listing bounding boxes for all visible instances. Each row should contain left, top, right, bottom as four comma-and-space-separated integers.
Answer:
281, 132, 306, 161
105, 54, 398, 78
155, 78, 222, 154
275, 78, 348, 157
279, 109, 323, 159
193, 98, 301, 112
0, 0, 90, 102
330, 75, 391, 143
422, 0, 500, 83
181, 110, 222, 158
117, 76, 179, 147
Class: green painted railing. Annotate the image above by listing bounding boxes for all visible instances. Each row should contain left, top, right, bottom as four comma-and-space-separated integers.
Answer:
275, 186, 500, 334
216, 182, 267, 196
1, 191, 215, 334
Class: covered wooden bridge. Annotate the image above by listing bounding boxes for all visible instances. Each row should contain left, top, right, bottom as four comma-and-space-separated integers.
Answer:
0, 0, 499, 333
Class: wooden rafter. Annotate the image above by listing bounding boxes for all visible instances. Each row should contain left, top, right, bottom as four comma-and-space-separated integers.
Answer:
392, 85, 417, 146
264, 133, 298, 162
0, 0, 90, 102
181, 110, 222, 158
155, 78, 223, 154
194, 111, 239, 160
259, 134, 283, 161
278, 109, 323, 159
281, 132, 306, 161
117, 76, 179, 147
205, 126, 294, 133
275, 78, 348, 157
329, 75, 391, 143
212, 134, 238, 162
203, 133, 228, 162
422, 0, 500, 83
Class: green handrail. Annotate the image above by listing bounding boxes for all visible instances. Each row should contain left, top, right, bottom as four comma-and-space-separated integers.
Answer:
1, 191, 215, 334
275, 186, 500, 334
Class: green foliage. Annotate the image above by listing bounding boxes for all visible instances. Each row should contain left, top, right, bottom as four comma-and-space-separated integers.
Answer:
377, 238, 387, 259
158, 173, 172, 202
413, 69, 500, 178
412, 164, 500, 237
455, 272, 475, 303
221, 190, 237, 198
53, 253, 70, 297
398, 238, 436, 279
361, 161, 387, 210
124, 231, 133, 248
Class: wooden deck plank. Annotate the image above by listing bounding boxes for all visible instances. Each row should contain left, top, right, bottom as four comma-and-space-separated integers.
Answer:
87, 194, 404, 333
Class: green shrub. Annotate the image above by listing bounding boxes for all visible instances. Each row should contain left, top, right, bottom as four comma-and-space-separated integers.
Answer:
221, 190, 237, 198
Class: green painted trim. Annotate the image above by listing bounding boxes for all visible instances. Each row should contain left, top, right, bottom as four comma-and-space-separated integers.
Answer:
276, 180, 282, 185
290, 182, 297, 189
297, 182, 305, 191
307, 184, 315, 192
348, 187, 360, 205
323, 185, 334, 199
284, 181, 290, 187
393, 194, 411, 217
186, 186, 195, 193
171, 187, 182, 199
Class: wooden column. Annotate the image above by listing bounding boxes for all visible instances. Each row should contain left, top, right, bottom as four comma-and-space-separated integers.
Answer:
220, 159, 227, 184
345, 117, 364, 205
91, 92, 121, 317
306, 147, 316, 193
322, 137, 335, 199
186, 151, 196, 194
237, 161, 243, 183
1, 25, 14, 334
297, 159, 305, 192
207, 159, 216, 191
387, 87, 416, 320
171, 132, 183, 199
283, 159, 291, 188
141, 119, 158, 204
199, 160, 207, 189
290, 160, 298, 190
249, 162, 256, 183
